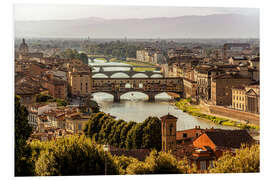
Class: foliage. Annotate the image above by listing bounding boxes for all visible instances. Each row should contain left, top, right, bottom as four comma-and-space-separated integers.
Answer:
79, 53, 89, 64
36, 94, 53, 102
36, 94, 67, 106
83, 112, 161, 150
15, 96, 34, 176
84, 41, 139, 58
209, 144, 260, 173
33, 135, 119, 176
126, 150, 183, 174
113, 155, 139, 175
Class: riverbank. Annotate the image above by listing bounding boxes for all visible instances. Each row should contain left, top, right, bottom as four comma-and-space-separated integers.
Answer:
174, 98, 259, 131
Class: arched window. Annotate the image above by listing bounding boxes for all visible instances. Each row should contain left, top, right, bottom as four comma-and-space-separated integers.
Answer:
169, 123, 173, 136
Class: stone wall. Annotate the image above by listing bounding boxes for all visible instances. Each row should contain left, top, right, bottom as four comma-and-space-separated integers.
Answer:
208, 105, 259, 125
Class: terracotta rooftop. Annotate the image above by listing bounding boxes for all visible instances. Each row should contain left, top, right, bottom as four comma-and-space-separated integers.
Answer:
204, 130, 254, 149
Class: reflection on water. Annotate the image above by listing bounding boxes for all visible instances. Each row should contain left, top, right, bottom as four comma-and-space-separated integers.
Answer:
92, 92, 237, 131
90, 59, 237, 131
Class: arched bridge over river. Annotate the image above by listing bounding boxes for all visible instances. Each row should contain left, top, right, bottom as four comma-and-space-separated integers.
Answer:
92, 77, 183, 102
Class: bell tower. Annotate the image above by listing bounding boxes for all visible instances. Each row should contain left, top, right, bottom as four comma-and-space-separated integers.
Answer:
160, 113, 177, 152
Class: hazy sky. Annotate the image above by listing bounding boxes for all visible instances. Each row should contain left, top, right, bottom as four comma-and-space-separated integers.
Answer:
14, 4, 259, 21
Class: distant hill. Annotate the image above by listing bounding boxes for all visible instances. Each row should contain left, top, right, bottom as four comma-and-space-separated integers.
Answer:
15, 14, 259, 38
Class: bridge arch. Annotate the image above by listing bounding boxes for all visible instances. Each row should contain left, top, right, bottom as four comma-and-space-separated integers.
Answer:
131, 73, 149, 78
92, 73, 109, 78
111, 72, 130, 78
92, 92, 114, 101
150, 74, 163, 78
120, 91, 149, 101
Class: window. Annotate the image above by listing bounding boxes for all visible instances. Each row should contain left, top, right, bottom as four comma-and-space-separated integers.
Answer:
183, 133, 187, 138
200, 161, 207, 170
169, 123, 173, 136
209, 160, 214, 168
78, 123, 82, 130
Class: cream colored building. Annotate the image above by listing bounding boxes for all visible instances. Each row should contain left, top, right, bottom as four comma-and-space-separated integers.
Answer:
66, 113, 90, 134
68, 71, 92, 97
232, 85, 260, 114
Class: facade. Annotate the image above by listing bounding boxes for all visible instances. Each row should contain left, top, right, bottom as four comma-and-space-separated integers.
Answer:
183, 78, 197, 101
232, 85, 260, 114
65, 113, 90, 134
228, 56, 249, 65
68, 71, 92, 97
211, 72, 253, 106
161, 114, 177, 152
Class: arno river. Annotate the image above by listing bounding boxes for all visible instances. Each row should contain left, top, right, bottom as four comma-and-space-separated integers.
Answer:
89, 59, 236, 131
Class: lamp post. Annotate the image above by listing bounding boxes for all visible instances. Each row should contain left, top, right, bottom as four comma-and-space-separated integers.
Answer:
103, 144, 109, 175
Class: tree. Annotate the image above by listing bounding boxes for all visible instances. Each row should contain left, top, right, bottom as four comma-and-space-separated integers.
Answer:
141, 117, 161, 150
209, 144, 260, 173
34, 135, 119, 176
15, 96, 34, 176
79, 53, 88, 65
126, 150, 183, 174
119, 121, 136, 148
113, 155, 138, 175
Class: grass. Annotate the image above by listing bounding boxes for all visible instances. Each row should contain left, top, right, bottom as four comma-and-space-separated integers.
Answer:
175, 99, 260, 130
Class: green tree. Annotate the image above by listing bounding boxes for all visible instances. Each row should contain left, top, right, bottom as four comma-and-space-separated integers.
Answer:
119, 121, 136, 148
113, 155, 139, 175
34, 135, 119, 176
141, 116, 161, 150
126, 150, 182, 174
15, 96, 34, 176
79, 53, 88, 65
209, 144, 260, 173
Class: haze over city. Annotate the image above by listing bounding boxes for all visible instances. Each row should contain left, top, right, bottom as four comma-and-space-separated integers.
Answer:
14, 5, 259, 38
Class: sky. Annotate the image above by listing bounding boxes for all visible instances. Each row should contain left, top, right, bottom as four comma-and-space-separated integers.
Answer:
14, 4, 259, 21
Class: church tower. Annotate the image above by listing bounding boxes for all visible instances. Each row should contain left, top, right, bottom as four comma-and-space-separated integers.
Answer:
160, 113, 177, 152
19, 38, 29, 55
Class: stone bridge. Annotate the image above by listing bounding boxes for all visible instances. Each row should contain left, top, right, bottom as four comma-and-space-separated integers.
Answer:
88, 55, 113, 63
91, 65, 163, 78
92, 77, 183, 102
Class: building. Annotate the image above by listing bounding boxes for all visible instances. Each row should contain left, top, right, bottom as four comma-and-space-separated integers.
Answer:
191, 129, 254, 171
18, 39, 44, 61
211, 72, 254, 106
183, 78, 197, 101
65, 113, 90, 134
160, 114, 255, 172
136, 47, 158, 64
232, 84, 260, 114
67, 71, 92, 97
161, 114, 177, 152
223, 43, 250, 61
43, 71, 68, 100
228, 56, 249, 65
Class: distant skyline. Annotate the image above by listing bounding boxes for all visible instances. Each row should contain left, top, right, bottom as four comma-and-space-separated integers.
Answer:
14, 4, 259, 21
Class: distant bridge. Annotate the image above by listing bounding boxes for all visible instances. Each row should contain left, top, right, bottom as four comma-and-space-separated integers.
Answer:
92, 77, 183, 102
90, 65, 162, 78
88, 55, 113, 63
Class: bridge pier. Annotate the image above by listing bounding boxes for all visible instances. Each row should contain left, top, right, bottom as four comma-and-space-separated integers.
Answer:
148, 93, 155, 102
113, 93, 120, 103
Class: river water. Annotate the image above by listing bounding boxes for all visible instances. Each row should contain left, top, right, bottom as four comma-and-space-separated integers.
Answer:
89, 59, 236, 131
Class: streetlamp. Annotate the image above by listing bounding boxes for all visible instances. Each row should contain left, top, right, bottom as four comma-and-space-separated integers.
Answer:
103, 144, 109, 175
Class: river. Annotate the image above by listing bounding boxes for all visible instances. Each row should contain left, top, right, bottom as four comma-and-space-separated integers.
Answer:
89, 59, 236, 131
